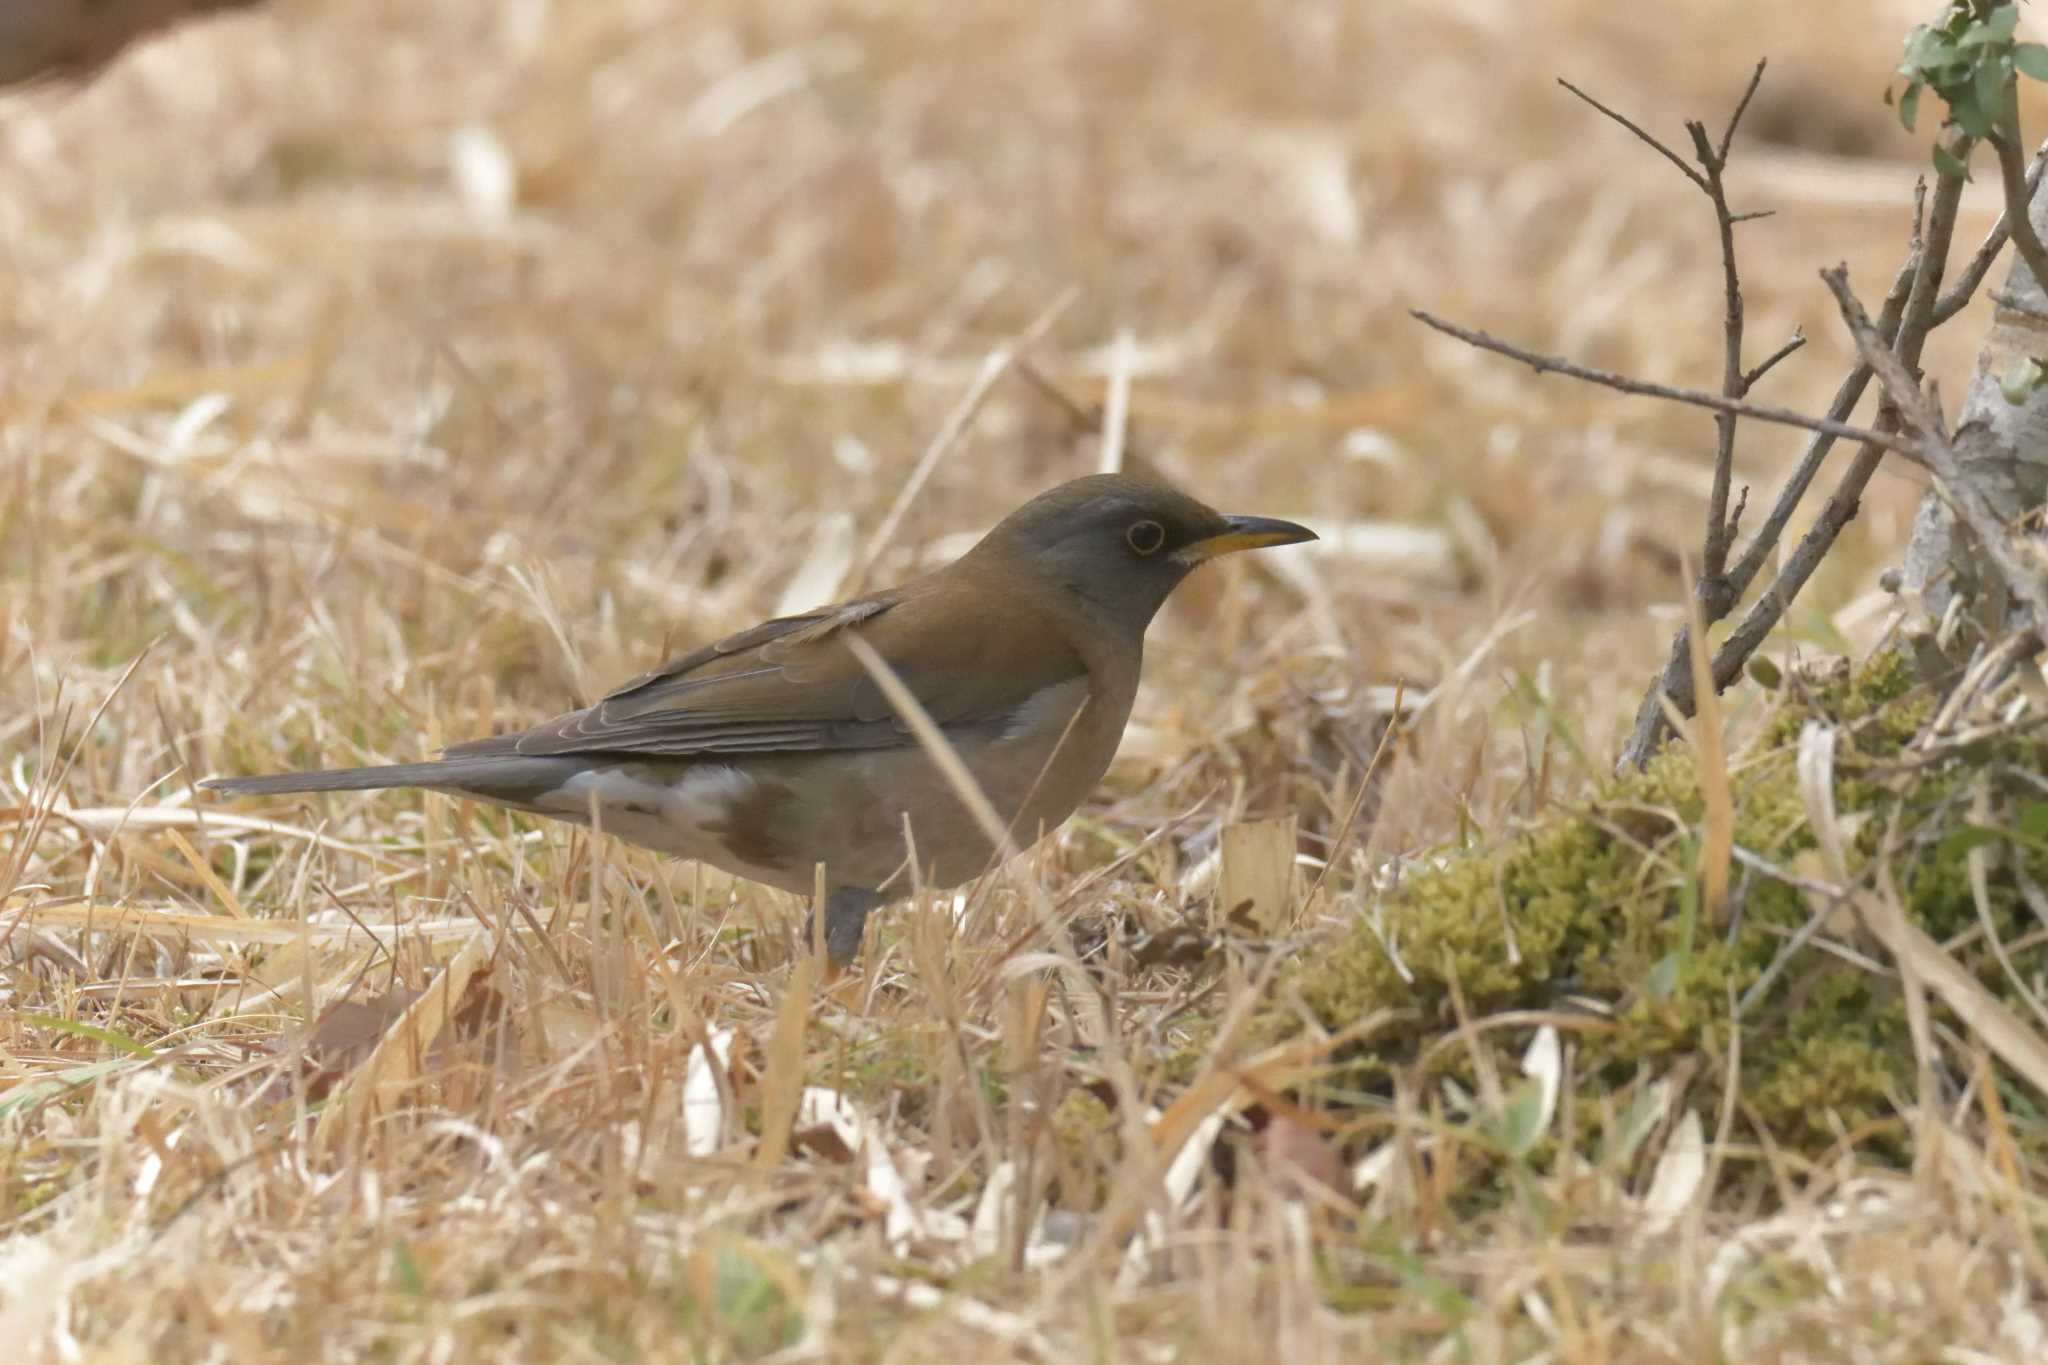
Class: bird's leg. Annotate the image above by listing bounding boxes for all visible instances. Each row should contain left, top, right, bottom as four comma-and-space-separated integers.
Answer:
812, 886, 883, 968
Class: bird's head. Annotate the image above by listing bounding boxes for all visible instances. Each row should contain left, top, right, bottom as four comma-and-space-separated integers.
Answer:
968, 473, 1317, 634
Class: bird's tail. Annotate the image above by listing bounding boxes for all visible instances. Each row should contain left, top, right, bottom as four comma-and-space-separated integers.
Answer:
200, 757, 580, 803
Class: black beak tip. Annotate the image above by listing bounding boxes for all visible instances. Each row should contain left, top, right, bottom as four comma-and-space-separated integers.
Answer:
1223, 513, 1318, 546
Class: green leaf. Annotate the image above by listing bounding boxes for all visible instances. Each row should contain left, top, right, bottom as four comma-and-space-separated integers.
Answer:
1604, 1084, 1668, 1169
1938, 823, 2006, 862
2018, 801, 2048, 843
18, 1013, 158, 1058
2016, 43, 2048, 81
1906, 27, 1957, 74
2001, 355, 2043, 404
1900, 79, 1924, 131
1976, 56, 2011, 121
1933, 141, 1974, 181
1646, 951, 1680, 1001
390, 1239, 426, 1296
0, 1058, 140, 1118
1747, 655, 1783, 690
1954, 89, 1995, 137
1492, 1078, 1550, 1157
1899, 25, 1931, 76
1961, 7, 2019, 46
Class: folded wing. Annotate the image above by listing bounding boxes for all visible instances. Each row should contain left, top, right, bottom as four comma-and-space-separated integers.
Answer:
444, 577, 1086, 760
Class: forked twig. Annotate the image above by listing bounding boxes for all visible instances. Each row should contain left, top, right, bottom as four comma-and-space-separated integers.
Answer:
1567, 61, 1791, 599
1824, 264, 2048, 637
1937, 139, 2048, 324
1410, 311, 1917, 461
1426, 65, 2016, 768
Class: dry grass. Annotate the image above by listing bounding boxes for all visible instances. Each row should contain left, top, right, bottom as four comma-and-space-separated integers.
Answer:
5, 1, 2048, 1360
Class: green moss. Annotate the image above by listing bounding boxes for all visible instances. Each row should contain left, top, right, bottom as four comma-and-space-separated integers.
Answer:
1281, 647, 2048, 1174
1048, 1089, 1117, 1209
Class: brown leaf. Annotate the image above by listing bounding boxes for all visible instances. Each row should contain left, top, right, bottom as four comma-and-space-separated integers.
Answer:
1258, 1113, 1345, 1201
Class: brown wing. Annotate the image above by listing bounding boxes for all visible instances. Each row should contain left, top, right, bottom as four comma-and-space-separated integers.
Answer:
443, 576, 1087, 760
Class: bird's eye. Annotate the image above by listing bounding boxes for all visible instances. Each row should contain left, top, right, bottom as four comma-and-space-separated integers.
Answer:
1125, 519, 1167, 556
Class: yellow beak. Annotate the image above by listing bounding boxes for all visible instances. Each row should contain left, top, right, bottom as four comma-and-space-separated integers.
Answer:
1174, 514, 1318, 565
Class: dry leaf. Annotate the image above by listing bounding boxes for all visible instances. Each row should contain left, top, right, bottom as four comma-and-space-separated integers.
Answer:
1642, 1110, 1705, 1233
681, 1028, 737, 1158
1216, 816, 1299, 935
1258, 1113, 1344, 1201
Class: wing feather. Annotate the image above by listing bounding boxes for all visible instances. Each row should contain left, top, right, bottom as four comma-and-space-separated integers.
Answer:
442, 579, 1086, 761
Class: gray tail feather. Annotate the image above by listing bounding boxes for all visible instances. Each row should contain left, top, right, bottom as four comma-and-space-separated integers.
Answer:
200, 757, 580, 801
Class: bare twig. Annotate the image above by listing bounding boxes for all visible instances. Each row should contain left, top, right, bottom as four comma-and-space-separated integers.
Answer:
1429, 68, 1992, 772
1988, 123, 2048, 300
1562, 62, 1769, 600
1741, 330, 1806, 392
1724, 269, 1911, 605
1617, 166, 1968, 767
1713, 58, 1765, 163
1437, 66, 1962, 770
1934, 138, 2048, 324
1556, 78, 1707, 192
1713, 180, 1963, 668
1693, 60, 1770, 592
1409, 311, 1921, 461
1825, 264, 2048, 636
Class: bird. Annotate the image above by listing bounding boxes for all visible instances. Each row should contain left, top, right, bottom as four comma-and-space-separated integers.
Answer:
201, 474, 1317, 965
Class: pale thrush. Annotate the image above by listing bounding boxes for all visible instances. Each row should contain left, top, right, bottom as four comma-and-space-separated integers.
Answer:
203, 474, 1317, 963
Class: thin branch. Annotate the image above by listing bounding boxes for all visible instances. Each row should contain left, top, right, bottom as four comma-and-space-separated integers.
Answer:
1724, 270, 1908, 598
1693, 82, 1758, 589
1894, 162, 1960, 376
1989, 122, 2048, 298
1697, 145, 1744, 584
1567, 62, 1768, 599
1707, 177, 1963, 681
1409, 310, 1922, 461
1556, 63, 1771, 593
1934, 138, 2048, 324
1444, 66, 1985, 772
1825, 263, 2048, 635
1556, 78, 1708, 192
1714, 58, 1767, 164
1616, 167, 1965, 769
1741, 329, 1806, 392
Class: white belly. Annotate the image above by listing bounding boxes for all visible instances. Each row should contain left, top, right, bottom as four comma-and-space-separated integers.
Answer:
530, 763, 785, 883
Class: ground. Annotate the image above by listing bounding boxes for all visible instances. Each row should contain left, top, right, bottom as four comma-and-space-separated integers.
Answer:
5, 1, 2048, 1361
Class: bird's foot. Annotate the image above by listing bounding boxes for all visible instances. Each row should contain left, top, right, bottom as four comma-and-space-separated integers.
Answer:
808, 886, 883, 970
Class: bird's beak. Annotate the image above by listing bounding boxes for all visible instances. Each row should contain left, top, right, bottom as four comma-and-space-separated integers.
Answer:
1175, 514, 1318, 565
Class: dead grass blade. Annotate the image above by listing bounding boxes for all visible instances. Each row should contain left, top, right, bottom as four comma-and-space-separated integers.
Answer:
1679, 569, 1732, 925
314, 930, 493, 1147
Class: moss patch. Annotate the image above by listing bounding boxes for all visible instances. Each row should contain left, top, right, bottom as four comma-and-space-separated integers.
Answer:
1286, 648, 2048, 1169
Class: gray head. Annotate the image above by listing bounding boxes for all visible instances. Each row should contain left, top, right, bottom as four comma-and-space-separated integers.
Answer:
969, 474, 1317, 635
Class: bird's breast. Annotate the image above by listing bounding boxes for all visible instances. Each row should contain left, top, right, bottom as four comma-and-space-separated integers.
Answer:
516, 672, 1137, 898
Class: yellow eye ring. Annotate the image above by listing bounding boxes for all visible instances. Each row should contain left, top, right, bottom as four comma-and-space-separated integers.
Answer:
1125, 519, 1167, 556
